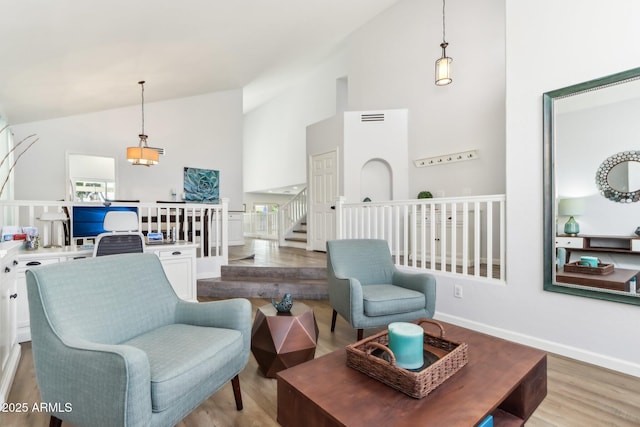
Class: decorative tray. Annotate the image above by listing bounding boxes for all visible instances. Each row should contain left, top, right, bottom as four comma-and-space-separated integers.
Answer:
563, 261, 614, 275
345, 318, 468, 399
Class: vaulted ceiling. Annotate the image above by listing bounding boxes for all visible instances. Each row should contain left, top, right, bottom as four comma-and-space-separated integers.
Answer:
0, 0, 402, 124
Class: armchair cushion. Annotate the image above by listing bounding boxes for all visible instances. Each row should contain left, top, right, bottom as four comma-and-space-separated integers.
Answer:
122, 324, 243, 412
362, 284, 426, 317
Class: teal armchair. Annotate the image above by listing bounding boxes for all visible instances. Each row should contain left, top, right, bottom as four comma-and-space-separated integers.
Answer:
327, 239, 436, 340
26, 253, 251, 427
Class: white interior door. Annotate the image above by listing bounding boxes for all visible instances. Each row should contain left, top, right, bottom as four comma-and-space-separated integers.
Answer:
310, 150, 338, 251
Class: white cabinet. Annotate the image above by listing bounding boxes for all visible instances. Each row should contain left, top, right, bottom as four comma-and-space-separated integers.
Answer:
228, 212, 245, 246
0, 241, 22, 405
153, 247, 197, 301
16, 257, 63, 343
411, 211, 475, 266
555, 236, 584, 249
13, 242, 197, 344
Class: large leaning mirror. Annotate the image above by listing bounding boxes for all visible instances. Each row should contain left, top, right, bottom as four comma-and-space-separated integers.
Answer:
543, 67, 640, 305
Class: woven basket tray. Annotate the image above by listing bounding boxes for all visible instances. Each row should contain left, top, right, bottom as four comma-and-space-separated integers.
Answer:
345, 318, 468, 399
563, 261, 614, 275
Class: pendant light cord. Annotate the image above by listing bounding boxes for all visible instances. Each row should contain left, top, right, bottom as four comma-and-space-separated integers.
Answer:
139, 80, 145, 137
442, 0, 447, 44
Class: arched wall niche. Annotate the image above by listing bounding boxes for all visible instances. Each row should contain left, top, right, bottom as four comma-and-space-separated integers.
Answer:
360, 158, 392, 202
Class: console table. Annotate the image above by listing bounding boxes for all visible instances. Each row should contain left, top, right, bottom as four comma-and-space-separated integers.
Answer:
556, 267, 639, 292
556, 235, 640, 261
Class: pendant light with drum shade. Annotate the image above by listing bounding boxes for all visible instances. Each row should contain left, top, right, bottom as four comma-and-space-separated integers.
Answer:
127, 81, 159, 166
435, 0, 452, 86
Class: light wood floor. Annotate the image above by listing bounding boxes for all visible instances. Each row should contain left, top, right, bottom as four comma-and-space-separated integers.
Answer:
3, 297, 640, 427
3, 240, 640, 426
227, 238, 327, 268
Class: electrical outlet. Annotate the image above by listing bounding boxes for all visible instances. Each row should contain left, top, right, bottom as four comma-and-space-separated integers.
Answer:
454, 284, 463, 298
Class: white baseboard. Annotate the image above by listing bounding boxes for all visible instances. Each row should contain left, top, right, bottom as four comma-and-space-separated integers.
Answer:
435, 312, 640, 377
17, 327, 30, 343
281, 240, 307, 249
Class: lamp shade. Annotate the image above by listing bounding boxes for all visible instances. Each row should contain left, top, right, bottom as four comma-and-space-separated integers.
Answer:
435, 53, 452, 86
126, 146, 159, 166
38, 211, 68, 221
558, 198, 586, 216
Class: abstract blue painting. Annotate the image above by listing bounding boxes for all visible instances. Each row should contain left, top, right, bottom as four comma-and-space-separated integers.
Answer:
183, 167, 219, 203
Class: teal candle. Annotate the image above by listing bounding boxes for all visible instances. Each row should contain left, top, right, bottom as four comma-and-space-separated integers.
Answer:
388, 322, 424, 369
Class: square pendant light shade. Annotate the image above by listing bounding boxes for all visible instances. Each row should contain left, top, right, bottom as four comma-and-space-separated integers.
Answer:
127, 146, 159, 166
435, 56, 452, 86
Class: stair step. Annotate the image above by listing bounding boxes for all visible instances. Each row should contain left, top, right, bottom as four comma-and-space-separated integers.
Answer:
199, 266, 327, 299
198, 279, 327, 299
292, 229, 307, 234
285, 236, 307, 243
221, 265, 326, 280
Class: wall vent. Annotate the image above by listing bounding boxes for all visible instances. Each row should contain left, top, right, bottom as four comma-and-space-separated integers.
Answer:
149, 147, 165, 155
361, 113, 385, 122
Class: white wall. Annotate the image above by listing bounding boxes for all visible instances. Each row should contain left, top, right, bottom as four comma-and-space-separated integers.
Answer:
346, 0, 506, 199
343, 109, 409, 202
11, 90, 244, 211
484, 0, 640, 374
243, 49, 347, 193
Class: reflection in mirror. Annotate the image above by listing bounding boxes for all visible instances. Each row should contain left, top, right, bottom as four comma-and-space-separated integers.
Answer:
596, 151, 640, 202
67, 153, 116, 202
608, 163, 631, 191
608, 161, 640, 192
543, 67, 640, 305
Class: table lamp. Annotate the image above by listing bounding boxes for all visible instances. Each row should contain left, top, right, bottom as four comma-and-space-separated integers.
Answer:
38, 211, 68, 248
558, 198, 585, 236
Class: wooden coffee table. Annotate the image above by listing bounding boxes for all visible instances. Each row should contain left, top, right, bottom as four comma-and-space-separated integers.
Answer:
277, 321, 546, 427
251, 302, 319, 378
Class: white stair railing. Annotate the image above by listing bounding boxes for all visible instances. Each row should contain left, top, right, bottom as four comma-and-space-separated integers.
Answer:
243, 211, 278, 240
335, 194, 506, 282
278, 187, 307, 246
0, 199, 229, 277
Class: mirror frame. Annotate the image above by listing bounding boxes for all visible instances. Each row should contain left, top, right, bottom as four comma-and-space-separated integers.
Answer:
543, 66, 640, 305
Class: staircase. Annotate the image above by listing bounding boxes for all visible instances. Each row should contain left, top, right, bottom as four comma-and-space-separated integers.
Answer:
283, 218, 307, 248
278, 187, 307, 248
197, 263, 327, 300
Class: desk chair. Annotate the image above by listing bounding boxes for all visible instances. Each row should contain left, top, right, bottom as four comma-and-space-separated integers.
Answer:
94, 211, 144, 256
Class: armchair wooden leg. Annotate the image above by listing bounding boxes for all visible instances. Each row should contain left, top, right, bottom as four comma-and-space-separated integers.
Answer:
331, 309, 337, 332
357, 329, 363, 341
231, 375, 243, 411
50, 416, 62, 427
